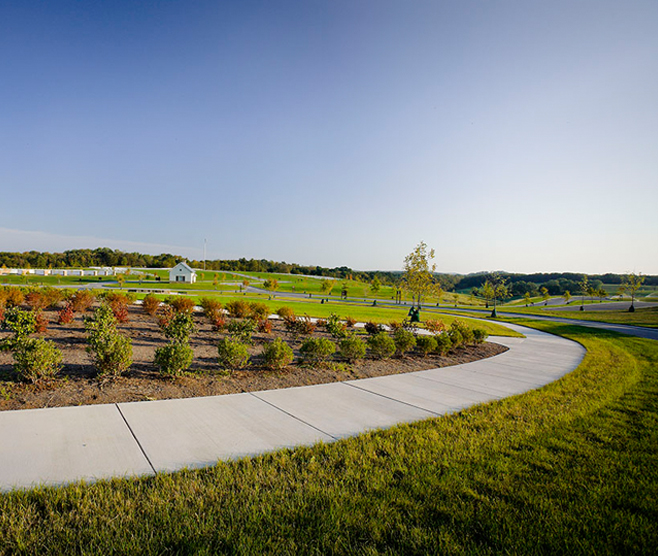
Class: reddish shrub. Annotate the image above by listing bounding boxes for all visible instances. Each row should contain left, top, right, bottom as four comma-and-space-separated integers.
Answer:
57, 304, 74, 325
34, 311, 48, 334
167, 296, 196, 314
5, 288, 25, 307
388, 320, 402, 332
70, 290, 95, 313
316, 319, 327, 328
257, 319, 272, 334
276, 306, 295, 320
364, 321, 382, 335
142, 294, 161, 316
226, 300, 250, 319
112, 304, 129, 323
425, 319, 446, 334
26, 291, 48, 311
212, 315, 227, 332
345, 316, 357, 328
157, 304, 175, 329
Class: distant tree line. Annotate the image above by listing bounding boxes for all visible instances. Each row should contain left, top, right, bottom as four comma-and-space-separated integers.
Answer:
1, 249, 655, 292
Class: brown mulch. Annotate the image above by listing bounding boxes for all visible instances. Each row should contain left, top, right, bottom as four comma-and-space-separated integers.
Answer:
0, 306, 507, 411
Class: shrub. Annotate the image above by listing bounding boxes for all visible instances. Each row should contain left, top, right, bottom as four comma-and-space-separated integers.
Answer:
367, 332, 396, 359
3, 308, 37, 342
416, 335, 437, 357
200, 298, 223, 322
57, 304, 74, 325
425, 319, 446, 334
226, 300, 250, 319
167, 296, 196, 315
388, 320, 402, 332
248, 302, 270, 322
276, 306, 295, 320
227, 319, 255, 344
42, 288, 64, 309
438, 331, 456, 353
160, 312, 196, 343
85, 305, 119, 350
25, 291, 47, 311
449, 320, 473, 346
284, 315, 315, 337
5, 288, 25, 307
300, 337, 335, 362
0, 305, 4, 325
339, 335, 367, 362
262, 338, 294, 370
345, 316, 357, 328
154, 342, 194, 377
157, 304, 175, 329
473, 328, 488, 344
217, 337, 250, 369
315, 319, 327, 328
394, 328, 416, 356
34, 311, 48, 334
212, 315, 227, 332
70, 290, 95, 313
12, 337, 62, 382
88, 333, 133, 378
112, 304, 129, 323
142, 294, 161, 316
364, 321, 382, 335
326, 313, 347, 339
257, 319, 272, 334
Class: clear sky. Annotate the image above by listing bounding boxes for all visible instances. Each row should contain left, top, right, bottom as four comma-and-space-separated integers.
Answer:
1, 0, 656, 274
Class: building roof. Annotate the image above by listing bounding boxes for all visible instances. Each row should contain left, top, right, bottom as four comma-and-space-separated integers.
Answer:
171, 262, 196, 274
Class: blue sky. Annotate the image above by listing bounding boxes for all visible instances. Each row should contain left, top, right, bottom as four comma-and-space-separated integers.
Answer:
1, 0, 656, 273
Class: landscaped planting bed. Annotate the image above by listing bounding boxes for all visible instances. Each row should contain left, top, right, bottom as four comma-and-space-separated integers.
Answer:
0, 301, 505, 411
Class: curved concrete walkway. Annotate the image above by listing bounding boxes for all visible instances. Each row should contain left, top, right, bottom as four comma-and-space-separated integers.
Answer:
0, 322, 585, 492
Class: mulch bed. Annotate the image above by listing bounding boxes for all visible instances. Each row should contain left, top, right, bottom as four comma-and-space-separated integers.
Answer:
0, 305, 507, 411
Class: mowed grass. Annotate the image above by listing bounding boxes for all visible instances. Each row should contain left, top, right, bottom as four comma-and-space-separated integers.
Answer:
0, 321, 656, 554
499, 305, 658, 329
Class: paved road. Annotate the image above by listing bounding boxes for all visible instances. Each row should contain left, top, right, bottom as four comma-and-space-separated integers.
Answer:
0, 321, 585, 492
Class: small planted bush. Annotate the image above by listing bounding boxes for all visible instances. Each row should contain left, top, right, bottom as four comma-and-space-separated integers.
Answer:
12, 337, 62, 382
3, 308, 37, 342
300, 337, 336, 362
262, 338, 294, 370
248, 302, 270, 322
217, 337, 250, 369
284, 315, 315, 337
25, 291, 47, 312
167, 296, 196, 315
394, 327, 416, 356
34, 311, 48, 334
200, 298, 223, 322
364, 321, 382, 335
473, 328, 488, 344
276, 306, 295, 320
344, 316, 357, 328
226, 300, 250, 319
154, 342, 194, 377
70, 290, 95, 313
367, 332, 396, 359
425, 319, 446, 334
388, 320, 402, 332
339, 334, 367, 362
435, 333, 453, 355
326, 313, 347, 339
88, 333, 133, 378
227, 319, 255, 344
160, 312, 196, 344
142, 294, 161, 316
57, 304, 75, 324
5, 288, 25, 307
416, 335, 437, 357
257, 319, 272, 334
450, 320, 474, 345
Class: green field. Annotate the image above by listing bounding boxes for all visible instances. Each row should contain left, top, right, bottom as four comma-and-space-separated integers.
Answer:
492, 305, 658, 329
1, 321, 655, 553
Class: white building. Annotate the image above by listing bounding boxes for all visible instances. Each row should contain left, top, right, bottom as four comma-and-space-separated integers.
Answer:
168, 262, 197, 284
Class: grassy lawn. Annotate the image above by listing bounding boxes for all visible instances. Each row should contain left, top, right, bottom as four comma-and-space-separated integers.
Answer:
0, 321, 656, 553
496, 305, 658, 329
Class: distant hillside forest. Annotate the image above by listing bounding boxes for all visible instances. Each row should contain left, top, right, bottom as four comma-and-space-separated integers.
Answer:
1, 248, 656, 294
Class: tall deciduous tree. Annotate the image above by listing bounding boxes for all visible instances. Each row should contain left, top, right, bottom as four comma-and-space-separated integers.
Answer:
620, 272, 645, 312
403, 241, 436, 308
484, 272, 508, 318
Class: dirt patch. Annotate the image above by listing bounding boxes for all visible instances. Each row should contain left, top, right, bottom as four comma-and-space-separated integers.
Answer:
0, 306, 507, 411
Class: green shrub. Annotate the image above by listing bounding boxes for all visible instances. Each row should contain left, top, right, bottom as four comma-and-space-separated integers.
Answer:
12, 337, 62, 382
473, 328, 488, 344
88, 333, 133, 378
300, 337, 336, 362
227, 319, 255, 344
338, 334, 366, 362
416, 335, 437, 356
435, 333, 453, 355
326, 313, 347, 339
448, 328, 464, 349
367, 332, 396, 359
217, 337, 250, 369
450, 320, 474, 345
160, 312, 196, 344
154, 342, 194, 377
3, 308, 37, 342
394, 328, 417, 355
262, 338, 294, 370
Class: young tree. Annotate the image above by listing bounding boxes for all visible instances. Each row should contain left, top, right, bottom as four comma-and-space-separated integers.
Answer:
263, 278, 279, 299
523, 292, 531, 307
213, 274, 219, 290
620, 272, 645, 312
485, 272, 508, 318
320, 279, 336, 296
597, 287, 607, 303
540, 286, 550, 305
370, 276, 381, 294
578, 275, 589, 311
481, 282, 494, 309
563, 290, 571, 304
403, 241, 436, 308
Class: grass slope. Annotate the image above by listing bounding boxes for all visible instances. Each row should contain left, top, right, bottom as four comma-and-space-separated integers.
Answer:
1, 321, 656, 554
499, 306, 658, 329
